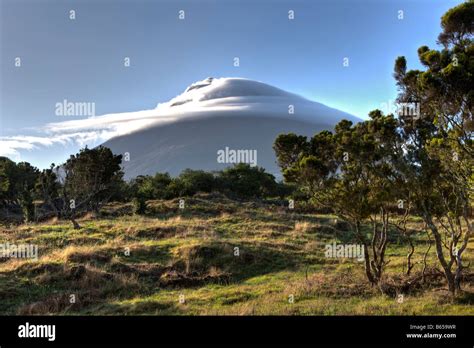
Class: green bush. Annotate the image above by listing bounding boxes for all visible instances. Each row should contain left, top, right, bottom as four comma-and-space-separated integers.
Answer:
217, 163, 278, 198
132, 195, 147, 215
128, 165, 290, 201
178, 169, 215, 196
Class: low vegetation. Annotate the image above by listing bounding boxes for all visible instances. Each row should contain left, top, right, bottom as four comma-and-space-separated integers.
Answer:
0, 193, 473, 315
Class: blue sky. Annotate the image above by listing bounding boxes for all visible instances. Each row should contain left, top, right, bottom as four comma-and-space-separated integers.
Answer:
0, 0, 465, 168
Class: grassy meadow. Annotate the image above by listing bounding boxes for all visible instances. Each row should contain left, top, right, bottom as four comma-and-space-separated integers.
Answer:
0, 193, 473, 315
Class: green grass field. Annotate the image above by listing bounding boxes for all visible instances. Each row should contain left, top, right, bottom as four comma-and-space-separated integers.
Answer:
1, 193, 473, 315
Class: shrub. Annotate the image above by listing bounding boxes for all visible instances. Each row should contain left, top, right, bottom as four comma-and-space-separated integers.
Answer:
132, 196, 147, 215
217, 163, 278, 198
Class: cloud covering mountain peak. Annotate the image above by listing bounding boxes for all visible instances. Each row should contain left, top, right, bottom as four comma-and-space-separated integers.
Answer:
0, 77, 359, 169
166, 77, 304, 108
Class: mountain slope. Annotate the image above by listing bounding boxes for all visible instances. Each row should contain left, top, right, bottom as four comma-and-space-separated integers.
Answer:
102, 77, 360, 179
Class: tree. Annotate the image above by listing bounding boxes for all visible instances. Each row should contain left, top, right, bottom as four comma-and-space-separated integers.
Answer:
217, 164, 278, 199
36, 165, 60, 218
129, 173, 173, 200
273, 133, 309, 174
38, 146, 123, 229
178, 169, 216, 196
18, 189, 35, 223
393, 0, 473, 295
274, 113, 404, 290
0, 158, 39, 222
0, 159, 11, 204
16, 162, 40, 222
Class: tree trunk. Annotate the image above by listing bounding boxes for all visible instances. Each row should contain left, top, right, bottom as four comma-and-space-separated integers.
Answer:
453, 214, 473, 292
406, 237, 415, 276
71, 217, 81, 230
354, 220, 376, 285
422, 235, 432, 283
423, 212, 456, 295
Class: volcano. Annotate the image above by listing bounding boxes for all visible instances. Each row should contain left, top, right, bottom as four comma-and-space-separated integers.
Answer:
101, 77, 360, 179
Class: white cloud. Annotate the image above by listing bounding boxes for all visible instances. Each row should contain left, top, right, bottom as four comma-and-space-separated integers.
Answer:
0, 78, 245, 161
0, 132, 109, 161
0, 109, 178, 161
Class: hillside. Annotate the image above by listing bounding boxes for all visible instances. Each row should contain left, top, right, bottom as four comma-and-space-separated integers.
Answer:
1, 193, 473, 315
